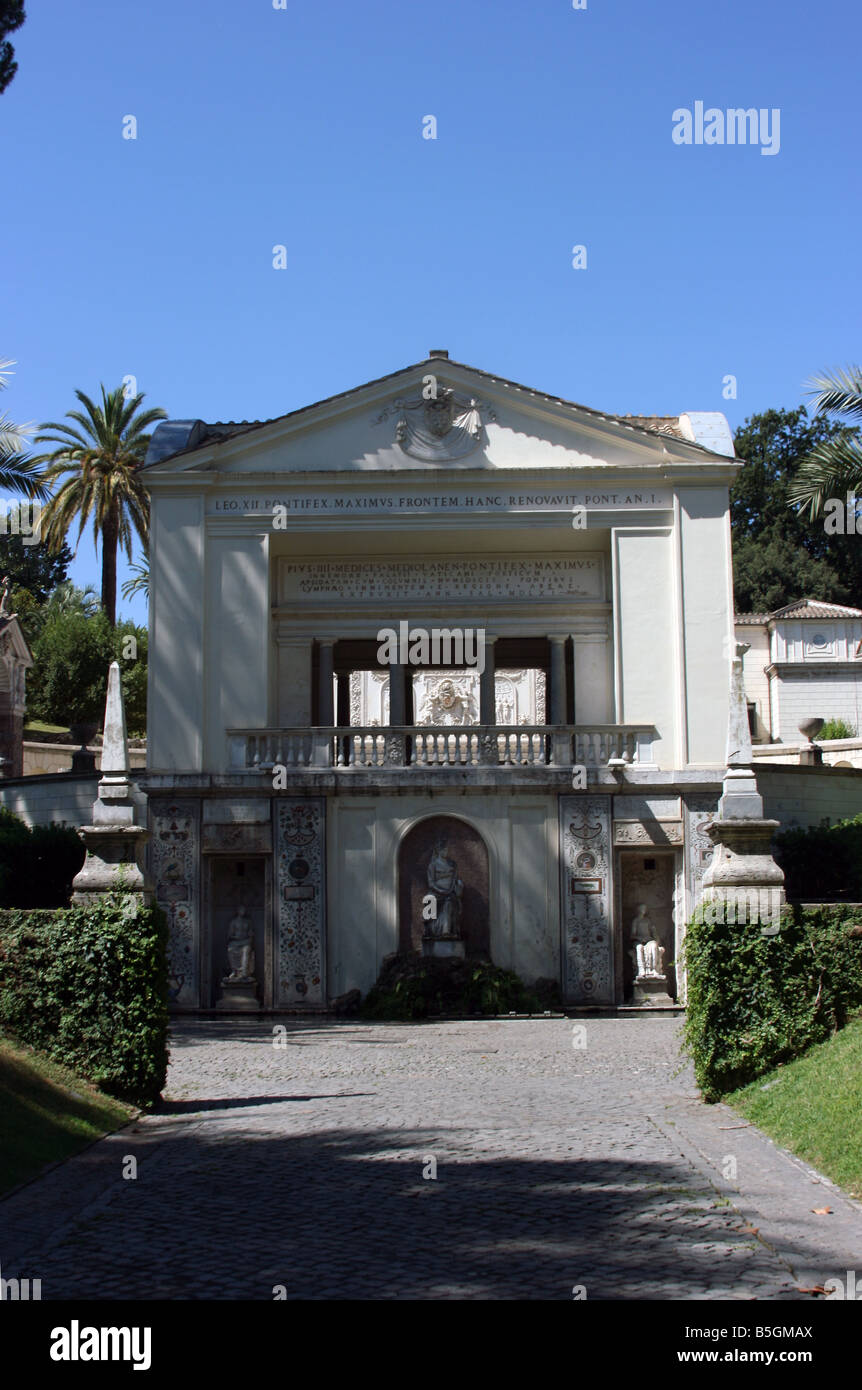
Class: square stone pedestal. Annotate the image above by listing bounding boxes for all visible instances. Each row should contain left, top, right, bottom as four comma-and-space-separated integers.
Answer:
216, 980, 260, 1011
422, 936, 466, 960
632, 974, 673, 1007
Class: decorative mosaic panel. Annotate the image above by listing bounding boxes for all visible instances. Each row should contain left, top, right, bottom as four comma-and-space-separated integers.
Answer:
559, 796, 613, 1004
274, 799, 326, 1006
149, 799, 200, 1007
684, 794, 720, 915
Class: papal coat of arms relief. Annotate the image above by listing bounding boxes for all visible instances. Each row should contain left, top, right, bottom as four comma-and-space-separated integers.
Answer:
373, 384, 496, 461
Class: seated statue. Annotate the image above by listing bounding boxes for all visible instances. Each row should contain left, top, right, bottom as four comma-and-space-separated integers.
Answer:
224, 904, 256, 983
630, 903, 665, 979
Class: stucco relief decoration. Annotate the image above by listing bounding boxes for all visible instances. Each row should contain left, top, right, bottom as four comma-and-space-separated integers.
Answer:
150, 799, 199, 1006
373, 386, 496, 461
275, 800, 325, 1006
560, 797, 613, 1004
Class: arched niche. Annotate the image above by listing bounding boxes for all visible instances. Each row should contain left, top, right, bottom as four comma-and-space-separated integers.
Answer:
398, 815, 490, 957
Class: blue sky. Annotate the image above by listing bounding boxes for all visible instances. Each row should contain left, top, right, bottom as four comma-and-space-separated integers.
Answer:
4, 0, 860, 623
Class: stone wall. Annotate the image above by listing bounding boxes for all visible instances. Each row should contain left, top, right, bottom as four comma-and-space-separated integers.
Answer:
755, 764, 862, 831
0, 772, 147, 827
22, 741, 148, 777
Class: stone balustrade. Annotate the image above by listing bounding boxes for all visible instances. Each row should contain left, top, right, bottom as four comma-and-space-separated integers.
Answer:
227, 724, 655, 772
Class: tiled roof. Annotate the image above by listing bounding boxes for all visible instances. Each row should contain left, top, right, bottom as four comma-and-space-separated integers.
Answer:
144, 356, 737, 464
618, 414, 687, 440
735, 613, 771, 625
770, 599, 862, 620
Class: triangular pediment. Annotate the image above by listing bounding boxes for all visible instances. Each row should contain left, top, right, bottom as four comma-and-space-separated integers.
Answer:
143, 356, 736, 482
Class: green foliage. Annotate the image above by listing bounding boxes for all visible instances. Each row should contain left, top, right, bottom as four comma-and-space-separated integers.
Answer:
26, 608, 147, 729
731, 406, 862, 611
0, 807, 84, 907
774, 812, 862, 902
360, 952, 560, 1020
682, 903, 862, 1102
817, 717, 856, 740
0, 511, 71, 603
0, 899, 169, 1104
0, 3, 26, 96
33, 384, 166, 626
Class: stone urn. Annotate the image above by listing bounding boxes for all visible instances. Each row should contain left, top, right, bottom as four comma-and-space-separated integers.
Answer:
69, 721, 99, 773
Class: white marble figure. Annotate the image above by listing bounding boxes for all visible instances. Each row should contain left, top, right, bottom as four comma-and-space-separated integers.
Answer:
224, 904, 256, 983
630, 903, 665, 979
426, 838, 464, 938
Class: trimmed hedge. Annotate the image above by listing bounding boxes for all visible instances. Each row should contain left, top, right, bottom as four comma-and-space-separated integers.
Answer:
774, 814, 862, 902
682, 903, 862, 1101
0, 808, 85, 908
0, 898, 169, 1105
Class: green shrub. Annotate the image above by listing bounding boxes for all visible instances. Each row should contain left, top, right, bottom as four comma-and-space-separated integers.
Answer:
817, 718, 856, 740
361, 952, 560, 1020
0, 898, 169, 1105
774, 813, 862, 901
0, 807, 85, 908
682, 903, 862, 1101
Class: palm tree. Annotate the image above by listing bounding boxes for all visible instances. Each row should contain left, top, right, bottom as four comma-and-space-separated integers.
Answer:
33, 385, 166, 626
0, 359, 50, 499
788, 367, 862, 520
121, 557, 149, 603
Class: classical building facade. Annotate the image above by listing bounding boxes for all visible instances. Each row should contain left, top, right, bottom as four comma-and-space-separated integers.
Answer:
142, 352, 740, 1011
737, 600, 862, 745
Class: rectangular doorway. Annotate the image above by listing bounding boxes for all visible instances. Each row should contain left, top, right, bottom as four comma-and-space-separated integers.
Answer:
616, 850, 680, 1002
204, 856, 271, 1009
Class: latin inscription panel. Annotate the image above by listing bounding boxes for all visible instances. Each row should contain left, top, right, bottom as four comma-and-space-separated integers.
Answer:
277, 554, 604, 604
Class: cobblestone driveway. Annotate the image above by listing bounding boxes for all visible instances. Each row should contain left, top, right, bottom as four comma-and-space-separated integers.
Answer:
3, 1017, 861, 1299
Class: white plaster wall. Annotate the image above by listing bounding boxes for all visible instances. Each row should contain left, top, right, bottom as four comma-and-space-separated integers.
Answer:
573, 634, 612, 722
772, 669, 862, 742
677, 488, 733, 766
148, 496, 205, 771
326, 794, 559, 997
613, 528, 676, 766
737, 625, 771, 739
203, 533, 270, 768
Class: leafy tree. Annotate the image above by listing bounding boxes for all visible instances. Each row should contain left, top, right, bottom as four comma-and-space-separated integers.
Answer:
731, 407, 862, 612
0, 3, 25, 96
0, 358, 49, 498
33, 385, 166, 627
0, 504, 71, 602
26, 609, 147, 731
788, 368, 862, 520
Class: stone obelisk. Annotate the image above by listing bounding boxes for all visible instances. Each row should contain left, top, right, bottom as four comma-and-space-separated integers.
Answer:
71, 662, 152, 906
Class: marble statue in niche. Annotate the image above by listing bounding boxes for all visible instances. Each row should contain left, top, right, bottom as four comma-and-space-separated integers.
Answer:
422, 836, 465, 958
223, 904, 256, 984
630, 903, 664, 979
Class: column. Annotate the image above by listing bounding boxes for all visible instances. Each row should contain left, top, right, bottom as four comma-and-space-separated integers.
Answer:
388, 662, 407, 725
549, 636, 568, 724
479, 635, 497, 724
318, 639, 335, 725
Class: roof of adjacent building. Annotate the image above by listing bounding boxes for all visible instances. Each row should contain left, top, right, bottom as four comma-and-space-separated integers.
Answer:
735, 598, 862, 623
143, 354, 737, 465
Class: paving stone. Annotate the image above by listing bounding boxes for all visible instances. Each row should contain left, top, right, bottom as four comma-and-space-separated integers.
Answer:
1, 1017, 860, 1299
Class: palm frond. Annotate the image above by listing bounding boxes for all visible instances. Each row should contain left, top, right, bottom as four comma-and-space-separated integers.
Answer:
787, 436, 862, 519
805, 367, 862, 421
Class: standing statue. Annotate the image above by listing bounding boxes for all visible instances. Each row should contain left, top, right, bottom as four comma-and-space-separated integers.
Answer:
425, 837, 464, 938
630, 903, 665, 979
224, 903, 256, 983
